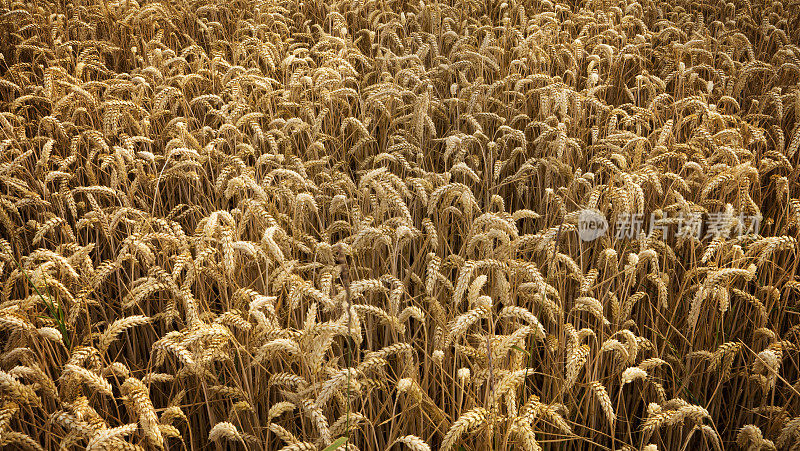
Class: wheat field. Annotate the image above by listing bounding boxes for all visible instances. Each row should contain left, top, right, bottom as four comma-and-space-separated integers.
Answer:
0, 0, 799, 449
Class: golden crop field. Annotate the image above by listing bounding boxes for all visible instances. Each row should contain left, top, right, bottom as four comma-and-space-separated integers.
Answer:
1, 0, 799, 449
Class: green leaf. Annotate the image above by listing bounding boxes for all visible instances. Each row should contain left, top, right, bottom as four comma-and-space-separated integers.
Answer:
322, 437, 348, 451
512, 345, 531, 356
15, 259, 71, 348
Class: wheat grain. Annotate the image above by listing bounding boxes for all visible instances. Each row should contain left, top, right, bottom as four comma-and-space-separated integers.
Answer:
85, 423, 138, 451
589, 381, 615, 430
621, 367, 648, 385
208, 421, 243, 442
393, 435, 431, 451
441, 407, 488, 451
98, 316, 150, 353
121, 377, 162, 448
